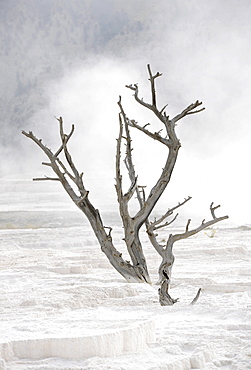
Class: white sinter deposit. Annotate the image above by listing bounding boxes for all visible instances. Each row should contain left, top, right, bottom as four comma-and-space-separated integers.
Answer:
0, 178, 251, 369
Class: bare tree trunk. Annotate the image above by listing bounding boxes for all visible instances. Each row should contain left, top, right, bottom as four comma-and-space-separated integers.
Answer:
77, 200, 142, 282
22, 65, 228, 293
148, 201, 228, 304
158, 278, 179, 306
22, 124, 143, 283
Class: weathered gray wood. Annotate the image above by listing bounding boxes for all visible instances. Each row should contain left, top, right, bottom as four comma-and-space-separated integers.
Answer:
190, 288, 202, 305
22, 65, 228, 304
158, 278, 179, 306
22, 127, 143, 283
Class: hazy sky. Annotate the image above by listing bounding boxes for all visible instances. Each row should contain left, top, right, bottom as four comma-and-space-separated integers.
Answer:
1, 0, 251, 225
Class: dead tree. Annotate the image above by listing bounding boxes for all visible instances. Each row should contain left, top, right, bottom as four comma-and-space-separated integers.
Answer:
22, 65, 228, 301
147, 200, 228, 305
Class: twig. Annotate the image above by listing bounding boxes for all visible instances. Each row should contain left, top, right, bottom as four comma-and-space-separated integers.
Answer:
210, 202, 221, 219
33, 176, 60, 181
190, 288, 202, 305
186, 218, 191, 232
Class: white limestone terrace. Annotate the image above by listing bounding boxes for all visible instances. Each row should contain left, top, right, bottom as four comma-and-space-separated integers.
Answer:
0, 179, 250, 369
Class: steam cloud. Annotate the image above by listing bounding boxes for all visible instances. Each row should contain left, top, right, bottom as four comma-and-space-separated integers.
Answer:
1, 0, 250, 224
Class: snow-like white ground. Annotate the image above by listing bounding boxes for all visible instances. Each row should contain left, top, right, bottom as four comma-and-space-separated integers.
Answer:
0, 178, 251, 369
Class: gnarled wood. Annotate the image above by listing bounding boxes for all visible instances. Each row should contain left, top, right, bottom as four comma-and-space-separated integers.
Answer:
22, 125, 142, 283
149, 200, 228, 304
158, 277, 179, 306
22, 65, 228, 305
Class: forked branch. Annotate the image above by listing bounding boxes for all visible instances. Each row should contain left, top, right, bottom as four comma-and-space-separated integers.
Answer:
147, 63, 162, 107
23, 120, 147, 283
126, 65, 205, 145
123, 65, 206, 230
169, 203, 229, 244
149, 196, 192, 230
127, 118, 171, 147
172, 101, 205, 124
146, 196, 192, 257
22, 118, 87, 201
210, 202, 221, 219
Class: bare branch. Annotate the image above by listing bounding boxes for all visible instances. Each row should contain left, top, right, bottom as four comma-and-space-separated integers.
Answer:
54, 116, 75, 157
54, 145, 64, 158
22, 130, 81, 203
143, 123, 150, 129
186, 218, 191, 232
125, 84, 137, 92
124, 65, 206, 228
150, 196, 192, 229
147, 64, 162, 107
118, 95, 171, 147
22, 131, 51, 153
160, 104, 168, 114
116, 104, 139, 204
123, 118, 144, 208
170, 211, 229, 244
126, 69, 177, 146
124, 176, 138, 202
127, 118, 171, 147
210, 202, 221, 219
172, 101, 205, 124
115, 113, 124, 201
23, 124, 145, 284
33, 176, 60, 181
54, 117, 83, 186
125, 83, 156, 112
189, 288, 202, 306
55, 157, 75, 182
154, 213, 178, 231
138, 185, 147, 204
146, 197, 191, 257
22, 124, 84, 194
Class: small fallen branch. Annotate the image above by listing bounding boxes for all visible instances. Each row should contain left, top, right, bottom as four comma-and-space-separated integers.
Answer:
189, 288, 202, 306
